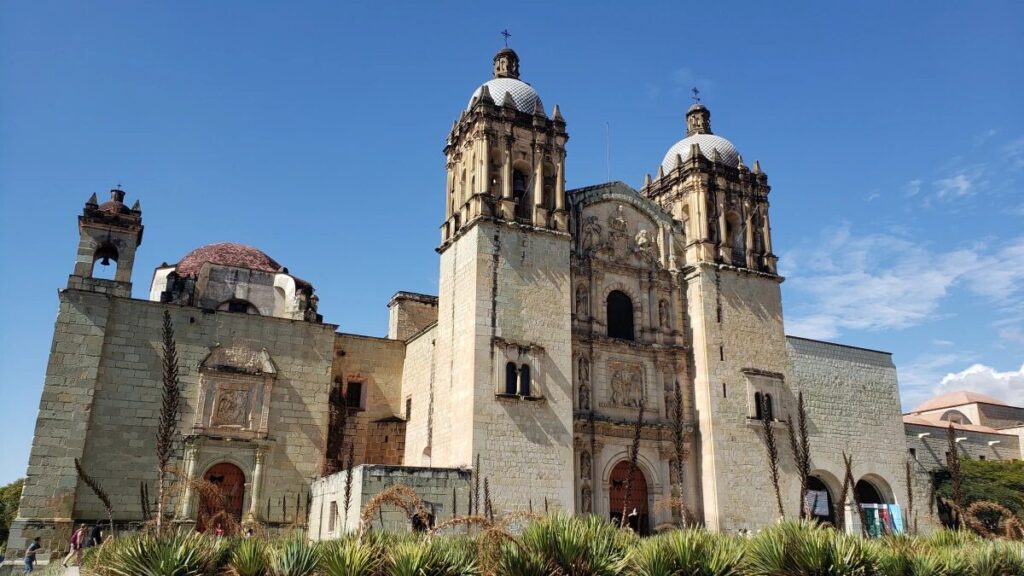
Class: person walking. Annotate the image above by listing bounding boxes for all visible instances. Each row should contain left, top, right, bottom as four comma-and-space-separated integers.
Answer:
61, 525, 87, 567
23, 536, 41, 573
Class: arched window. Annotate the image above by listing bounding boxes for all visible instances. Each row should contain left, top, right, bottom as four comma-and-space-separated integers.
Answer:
513, 169, 530, 222
505, 362, 518, 395
91, 244, 119, 280
519, 364, 531, 396
607, 291, 635, 341
754, 392, 764, 419
940, 410, 971, 425
764, 393, 774, 421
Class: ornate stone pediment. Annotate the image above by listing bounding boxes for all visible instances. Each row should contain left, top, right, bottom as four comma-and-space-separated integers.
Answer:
194, 343, 276, 439
607, 361, 645, 408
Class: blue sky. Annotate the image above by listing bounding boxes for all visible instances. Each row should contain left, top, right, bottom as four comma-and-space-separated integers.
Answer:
1, 2, 1022, 485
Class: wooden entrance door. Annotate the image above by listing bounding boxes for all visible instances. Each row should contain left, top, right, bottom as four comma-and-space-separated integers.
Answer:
197, 462, 245, 532
608, 460, 649, 535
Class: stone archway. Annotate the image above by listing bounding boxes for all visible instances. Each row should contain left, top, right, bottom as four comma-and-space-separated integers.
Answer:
807, 476, 836, 525
608, 460, 649, 535
198, 462, 245, 532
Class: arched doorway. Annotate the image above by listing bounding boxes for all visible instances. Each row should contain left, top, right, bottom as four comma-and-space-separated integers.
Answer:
806, 476, 836, 525
855, 477, 893, 537
197, 462, 245, 532
608, 460, 649, 535
855, 479, 883, 504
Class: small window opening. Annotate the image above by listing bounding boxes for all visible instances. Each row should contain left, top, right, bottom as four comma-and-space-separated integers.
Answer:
722, 382, 727, 398
607, 291, 635, 341
979, 455, 986, 461
719, 346, 724, 361
763, 393, 774, 421
513, 169, 530, 222
328, 501, 338, 531
754, 392, 763, 419
909, 447, 917, 459
345, 381, 363, 409
505, 362, 518, 395
91, 244, 119, 280
519, 364, 531, 396
406, 397, 412, 420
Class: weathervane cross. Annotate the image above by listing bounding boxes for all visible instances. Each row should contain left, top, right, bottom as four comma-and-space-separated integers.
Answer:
691, 87, 701, 104
501, 29, 512, 47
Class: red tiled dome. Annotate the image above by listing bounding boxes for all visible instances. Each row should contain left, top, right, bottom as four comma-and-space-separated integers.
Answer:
175, 242, 283, 278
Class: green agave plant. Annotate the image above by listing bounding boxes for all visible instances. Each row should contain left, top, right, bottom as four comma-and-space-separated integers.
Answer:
388, 539, 430, 576
628, 529, 744, 576
85, 530, 219, 576
968, 540, 1024, 576
514, 513, 631, 576
319, 538, 379, 576
268, 536, 319, 576
227, 537, 269, 576
743, 520, 877, 576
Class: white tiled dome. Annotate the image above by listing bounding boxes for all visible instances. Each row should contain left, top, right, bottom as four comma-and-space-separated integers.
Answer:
468, 78, 543, 114
660, 133, 739, 171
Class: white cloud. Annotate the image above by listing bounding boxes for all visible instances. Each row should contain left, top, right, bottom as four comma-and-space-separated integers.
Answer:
935, 364, 1024, 407
899, 352, 978, 411
933, 171, 976, 199
784, 227, 1024, 340
902, 179, 922, 197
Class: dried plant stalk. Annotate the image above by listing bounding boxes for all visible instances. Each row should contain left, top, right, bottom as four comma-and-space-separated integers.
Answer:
343, 441, 355, 525
357, 484, 429, 539
905, 459, 914, 534
670, 378, 689, 526
156, 310, 182, 534
946, 422, 963, 518
760, 394, 784, 519
75, 458, 115, 536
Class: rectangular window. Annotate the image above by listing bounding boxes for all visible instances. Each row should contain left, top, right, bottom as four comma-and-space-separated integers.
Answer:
328, 501, 338, 531
345, 381, 363, 409
909, 448, 916, 459
405, 397, 412, 420
979, 455, 986, 461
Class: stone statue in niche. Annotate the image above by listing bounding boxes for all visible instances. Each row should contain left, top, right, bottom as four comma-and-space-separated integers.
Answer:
579, 384, 590, 410
658, 300, 669, 328
608, 204, 628, 233
581, 486, 593, 514
212, 388, 248, 427
580, 451, 592, 479
581, 216, 602, 251
578, 356, 591, 409
609, 363, 643, 407
752, 209, 764, 255
706, 190, 719, 244
575, 285, 589, 317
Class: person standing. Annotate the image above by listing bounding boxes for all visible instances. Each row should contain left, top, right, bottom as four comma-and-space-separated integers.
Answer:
62, 525, 87, 567
23, 536, 41, 573
88, 523, 103, 548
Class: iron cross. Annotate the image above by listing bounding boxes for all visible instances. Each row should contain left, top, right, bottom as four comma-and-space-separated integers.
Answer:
691, 87, 701, 103
501, 29, 512, 47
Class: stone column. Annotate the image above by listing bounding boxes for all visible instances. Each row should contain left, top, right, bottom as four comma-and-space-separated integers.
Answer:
534, 147, 545, 207
481, 139, 491, 196
247, 446, 266, 523
555, 153, 565, 211
179, 444, 200, 519
502, 143, 512, 199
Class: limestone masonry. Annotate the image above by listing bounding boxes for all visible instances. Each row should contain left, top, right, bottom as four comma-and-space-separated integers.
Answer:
6, 46, 1023, 561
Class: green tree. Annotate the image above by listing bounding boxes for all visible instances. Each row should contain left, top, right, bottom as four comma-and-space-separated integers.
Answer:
933, 458, 1024, 522
0, 478, 25, 545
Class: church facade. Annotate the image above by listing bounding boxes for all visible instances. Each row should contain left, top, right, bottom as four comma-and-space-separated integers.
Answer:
6, 47, 917, 558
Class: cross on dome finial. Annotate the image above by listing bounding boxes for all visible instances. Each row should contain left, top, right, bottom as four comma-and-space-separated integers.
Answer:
501, 29, 512, 47
691, 87, 701, 104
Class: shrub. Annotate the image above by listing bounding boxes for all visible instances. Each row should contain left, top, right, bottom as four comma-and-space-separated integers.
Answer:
319, 537, 379, 576
267, 536, 318, 576
84, 530, 219, 576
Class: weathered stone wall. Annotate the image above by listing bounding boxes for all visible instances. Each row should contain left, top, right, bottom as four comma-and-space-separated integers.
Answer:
423, 221, 574, 514
309, 465, 470, 539
787, 337, 913, 531
978, 404, 1024, 429
387, 293, 439, 341
687, 264, 793, 532
905, 422, 1020, 469
5, 290, 335, 558
400, 326, 436, 467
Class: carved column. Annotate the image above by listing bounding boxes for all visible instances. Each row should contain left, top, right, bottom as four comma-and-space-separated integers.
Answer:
247, 446, 266, 523
555, 151, 565, 211
179, 443, 200, 519
502, 141, 512, 199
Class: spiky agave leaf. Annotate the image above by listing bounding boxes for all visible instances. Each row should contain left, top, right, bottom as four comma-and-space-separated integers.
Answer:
268, 536, 319, 576
227, 536, 269, 576
90, 530, 218, 576
388, 539, 429, 576
319, 538, 378, 576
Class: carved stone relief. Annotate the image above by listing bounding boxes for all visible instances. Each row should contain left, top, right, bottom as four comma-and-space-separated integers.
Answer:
575, 285, 589, 317
581, 486, 593, 514
608, 361, 644, 407
211, 388, 249, 427
580, 451, 592, 479
581, 216, 602, 252
658, 299, 669, 328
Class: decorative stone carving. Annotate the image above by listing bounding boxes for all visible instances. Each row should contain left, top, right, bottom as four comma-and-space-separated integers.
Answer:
580, 451, 592, 479
608, 205, 628, 232
575, 285, 589, 317
579, 384, 590, 410
706, 189, 719, 244
581, 486, 593, 514
658, 299, 669, 328
577, 356, 591, 409
212, 388, 248, 427
609, 362, 644, 407
581, 216, 602, 252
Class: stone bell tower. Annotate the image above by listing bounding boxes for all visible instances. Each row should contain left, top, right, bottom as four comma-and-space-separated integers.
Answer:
423, 47, 575, 512
440, 47, 569, 244
69, 187, 144, 297
643, 103, 793, 531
